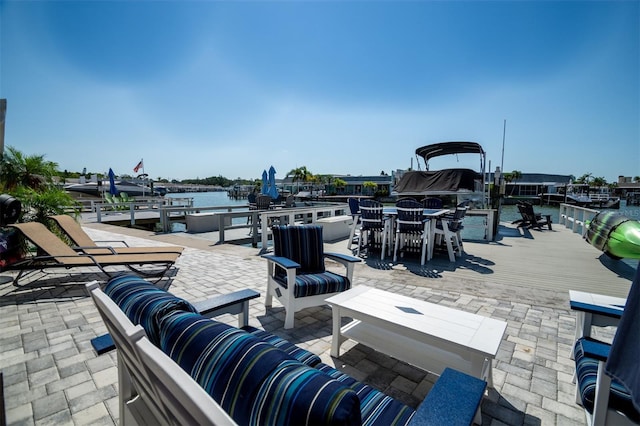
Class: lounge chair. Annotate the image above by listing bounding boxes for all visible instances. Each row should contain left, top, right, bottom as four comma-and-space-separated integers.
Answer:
48, 214, 184, 256
6, 222, 181, 285
262, 224, 360, 329
572, 262, 640, 425
516, 202, 552, 230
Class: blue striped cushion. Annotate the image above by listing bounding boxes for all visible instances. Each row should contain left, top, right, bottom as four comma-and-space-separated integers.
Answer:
574, 338, 640, 422
160, 312, 361, 425
243, 326, 322, 366
274, 270, 352, 298
273, 225, 325, 274
316, 363, 416, 426
104, 274, 198, 346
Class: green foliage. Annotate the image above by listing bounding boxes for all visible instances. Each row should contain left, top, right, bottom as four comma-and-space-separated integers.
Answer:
0, 146, 58, 190
1, 146, 80, 225
181, 175, 235, 187
13, 186, 78, 224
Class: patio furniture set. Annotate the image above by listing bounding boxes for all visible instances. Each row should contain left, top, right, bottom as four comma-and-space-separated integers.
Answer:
12, 211, 640, 425
90, 273, 488, 425
350, 198, 466, 265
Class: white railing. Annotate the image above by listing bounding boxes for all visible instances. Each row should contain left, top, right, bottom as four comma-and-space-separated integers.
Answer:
156, 202, 349, 249
558, 203, 599, 235
94, 198, 194, 226
259, 204, 349, 251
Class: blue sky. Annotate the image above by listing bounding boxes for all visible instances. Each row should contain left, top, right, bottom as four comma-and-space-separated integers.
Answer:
1, 1, 638, 183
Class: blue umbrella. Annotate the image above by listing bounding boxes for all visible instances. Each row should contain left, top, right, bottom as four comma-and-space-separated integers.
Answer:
261, 170, 269, 195
108, 168, 119, 195
268, 165, 279, 199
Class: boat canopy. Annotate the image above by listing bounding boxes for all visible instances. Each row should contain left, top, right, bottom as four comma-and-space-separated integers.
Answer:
415, 141, 485, 171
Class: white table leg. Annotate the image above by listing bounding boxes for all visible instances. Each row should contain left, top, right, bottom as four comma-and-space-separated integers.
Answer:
331, 306, 342, 358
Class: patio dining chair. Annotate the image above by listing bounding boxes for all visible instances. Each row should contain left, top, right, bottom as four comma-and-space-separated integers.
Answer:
421, 197, 443, 209
573, 261, 640, 425
347, 197, 360, 250
434, 207, 466, 262
356, 199, 389, 260
262, 224, 360, 329
393, 198, 430, 265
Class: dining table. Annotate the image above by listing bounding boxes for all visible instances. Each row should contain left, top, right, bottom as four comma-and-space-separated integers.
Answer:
382, 207, 451, 262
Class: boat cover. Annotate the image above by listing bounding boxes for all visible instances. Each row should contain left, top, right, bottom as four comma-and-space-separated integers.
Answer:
394, 169, 481, 194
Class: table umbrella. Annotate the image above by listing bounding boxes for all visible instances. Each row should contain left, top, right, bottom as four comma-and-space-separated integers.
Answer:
108, 168, 119, 195
261, 170, 269, 195
268, 165, 279, 199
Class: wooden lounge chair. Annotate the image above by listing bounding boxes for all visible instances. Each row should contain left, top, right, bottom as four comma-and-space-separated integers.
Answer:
6, 222, 181, 285
516, 202, 552, 230
48, 214, 184, 255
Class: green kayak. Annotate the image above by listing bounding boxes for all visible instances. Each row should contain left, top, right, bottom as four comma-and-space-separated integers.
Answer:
585, 211, 640, 259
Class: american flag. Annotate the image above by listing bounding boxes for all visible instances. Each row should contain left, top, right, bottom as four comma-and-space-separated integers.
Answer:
133, 159, 143, 173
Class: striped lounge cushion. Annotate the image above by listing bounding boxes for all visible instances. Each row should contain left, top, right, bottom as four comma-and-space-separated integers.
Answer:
274, 271, 352, 298
272, 225, 326, 274
243, 326, 322, 367
574, 337, 640, 422
316, 363, 416, 426
104, 273, 198, 346
159, 311, 361, 426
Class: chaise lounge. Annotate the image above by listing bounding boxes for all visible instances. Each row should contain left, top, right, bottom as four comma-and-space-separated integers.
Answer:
89, 274, 488, 425
5, 222, 181, 285
48, 214, 185, 255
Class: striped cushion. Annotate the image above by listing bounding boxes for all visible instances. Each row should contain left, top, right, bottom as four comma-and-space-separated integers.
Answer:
274, 270, 352, 298
104, 274, 198, 346
243, 326, 322, 367
272, 225, 325, 274
160, 312, 361, 426
316, 363, 415, 426
574, 338, 640, 422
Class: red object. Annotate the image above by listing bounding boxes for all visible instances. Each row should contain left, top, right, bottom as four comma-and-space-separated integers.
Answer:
133, 160, 143, 173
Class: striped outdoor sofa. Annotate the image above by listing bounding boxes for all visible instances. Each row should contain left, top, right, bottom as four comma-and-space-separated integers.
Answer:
90, 273, 487, 425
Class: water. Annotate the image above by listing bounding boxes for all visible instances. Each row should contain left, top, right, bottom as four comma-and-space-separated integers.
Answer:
166, 191, 248, 208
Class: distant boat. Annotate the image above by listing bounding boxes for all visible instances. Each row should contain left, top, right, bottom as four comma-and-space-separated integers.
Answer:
540, 191, 620, 209
65, 180, 161, 197
392, 141, 487, 207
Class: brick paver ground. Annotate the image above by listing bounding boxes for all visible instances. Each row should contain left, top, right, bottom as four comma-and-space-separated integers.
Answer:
0, 224, 622, 425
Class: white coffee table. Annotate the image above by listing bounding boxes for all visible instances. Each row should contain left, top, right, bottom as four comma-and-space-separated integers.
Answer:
326, 286, 507, 387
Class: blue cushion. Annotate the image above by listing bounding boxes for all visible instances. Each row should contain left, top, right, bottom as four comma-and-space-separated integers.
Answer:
274, 270, 351, 298
574, 338, 640, 422
243, 326, 322, 367
160, 312, 361, 425
272, 225, 325, 274
104, 274, 198, 346
316, 363, 415, 426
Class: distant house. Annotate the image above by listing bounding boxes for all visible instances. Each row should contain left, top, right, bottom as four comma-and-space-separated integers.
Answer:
497, 173, 574, 197
280, 174, 393, 197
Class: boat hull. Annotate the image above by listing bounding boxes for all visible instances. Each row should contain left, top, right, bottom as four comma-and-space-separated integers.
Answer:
585, 211, 640, 259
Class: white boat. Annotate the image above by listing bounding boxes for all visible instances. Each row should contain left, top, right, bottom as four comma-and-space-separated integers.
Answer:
65, 180, 161, 197
392, 141, 487, 207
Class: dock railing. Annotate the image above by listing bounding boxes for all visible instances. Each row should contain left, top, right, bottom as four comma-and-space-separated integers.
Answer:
93, 197, 194, 226
558, 203, 599, 236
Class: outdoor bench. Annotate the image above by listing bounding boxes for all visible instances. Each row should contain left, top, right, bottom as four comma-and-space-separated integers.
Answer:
88, 274, 487, 425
